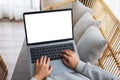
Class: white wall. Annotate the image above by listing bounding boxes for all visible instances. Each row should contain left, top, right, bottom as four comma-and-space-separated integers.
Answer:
104, 0, 120, 20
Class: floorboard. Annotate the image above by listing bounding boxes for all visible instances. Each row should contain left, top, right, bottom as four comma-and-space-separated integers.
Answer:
0, 20, 25, 80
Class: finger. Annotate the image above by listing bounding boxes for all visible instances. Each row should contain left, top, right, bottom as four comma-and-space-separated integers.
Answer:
36, 59, 39, 66
61, 53, 70, 60
62, 58, 69, 67
46, 57, 50, 65
68, 50, 74, 54
62, 50, 72, 57
40, 56, 44, 64
49, 65, 53, 74
43, 56, 47, 64
68, 50, 75, 56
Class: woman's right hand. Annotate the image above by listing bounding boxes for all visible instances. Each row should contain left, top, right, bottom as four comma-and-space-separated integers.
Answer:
61, 50, 80, 70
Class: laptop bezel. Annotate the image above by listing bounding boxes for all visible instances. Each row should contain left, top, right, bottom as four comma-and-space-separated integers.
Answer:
23, 9, 74, 46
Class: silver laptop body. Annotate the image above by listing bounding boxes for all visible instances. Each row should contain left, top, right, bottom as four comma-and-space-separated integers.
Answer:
23, 9, 79, 77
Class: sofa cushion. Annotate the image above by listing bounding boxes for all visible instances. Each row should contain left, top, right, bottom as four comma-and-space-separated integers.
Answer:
73, 0, 94, 26
76, 25, 107, 64
74, 12, 101, 44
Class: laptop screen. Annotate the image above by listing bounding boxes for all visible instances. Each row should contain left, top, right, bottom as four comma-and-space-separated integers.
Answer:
24, 9, 73, 45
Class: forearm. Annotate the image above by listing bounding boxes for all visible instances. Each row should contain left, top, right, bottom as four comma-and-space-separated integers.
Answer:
75, 61, 120, 80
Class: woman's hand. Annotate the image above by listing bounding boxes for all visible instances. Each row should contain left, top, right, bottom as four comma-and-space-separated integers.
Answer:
34, 56, 53, 80
61, 50, 80, 70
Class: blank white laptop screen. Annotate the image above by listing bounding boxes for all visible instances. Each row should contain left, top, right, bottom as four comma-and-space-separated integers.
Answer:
24, 10, 73, 44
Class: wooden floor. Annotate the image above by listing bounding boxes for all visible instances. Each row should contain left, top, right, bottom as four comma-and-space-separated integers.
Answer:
0, 19, 25, 80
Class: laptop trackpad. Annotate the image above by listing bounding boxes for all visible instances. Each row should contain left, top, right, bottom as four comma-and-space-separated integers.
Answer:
50, 59, 74, 76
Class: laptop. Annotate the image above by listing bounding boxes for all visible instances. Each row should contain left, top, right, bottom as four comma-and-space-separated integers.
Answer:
23, 9, 79, 76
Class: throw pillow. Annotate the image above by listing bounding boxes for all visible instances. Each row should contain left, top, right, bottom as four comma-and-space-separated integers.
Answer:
73, 0, 94, 26
76, 25, 107, 64
74, 12, 101, 44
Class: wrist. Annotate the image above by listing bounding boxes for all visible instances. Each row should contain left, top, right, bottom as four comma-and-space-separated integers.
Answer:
73, 61, 79, 70
75, 61, 86, 72
34, 75, 43, 80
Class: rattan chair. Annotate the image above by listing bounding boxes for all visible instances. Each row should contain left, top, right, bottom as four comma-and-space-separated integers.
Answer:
0, 55, 8, 80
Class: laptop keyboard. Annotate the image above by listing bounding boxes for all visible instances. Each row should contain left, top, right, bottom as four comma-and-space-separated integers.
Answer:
30, 42, 75, 63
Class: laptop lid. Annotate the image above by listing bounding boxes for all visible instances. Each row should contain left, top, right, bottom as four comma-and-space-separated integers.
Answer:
23, 9, 73, 45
